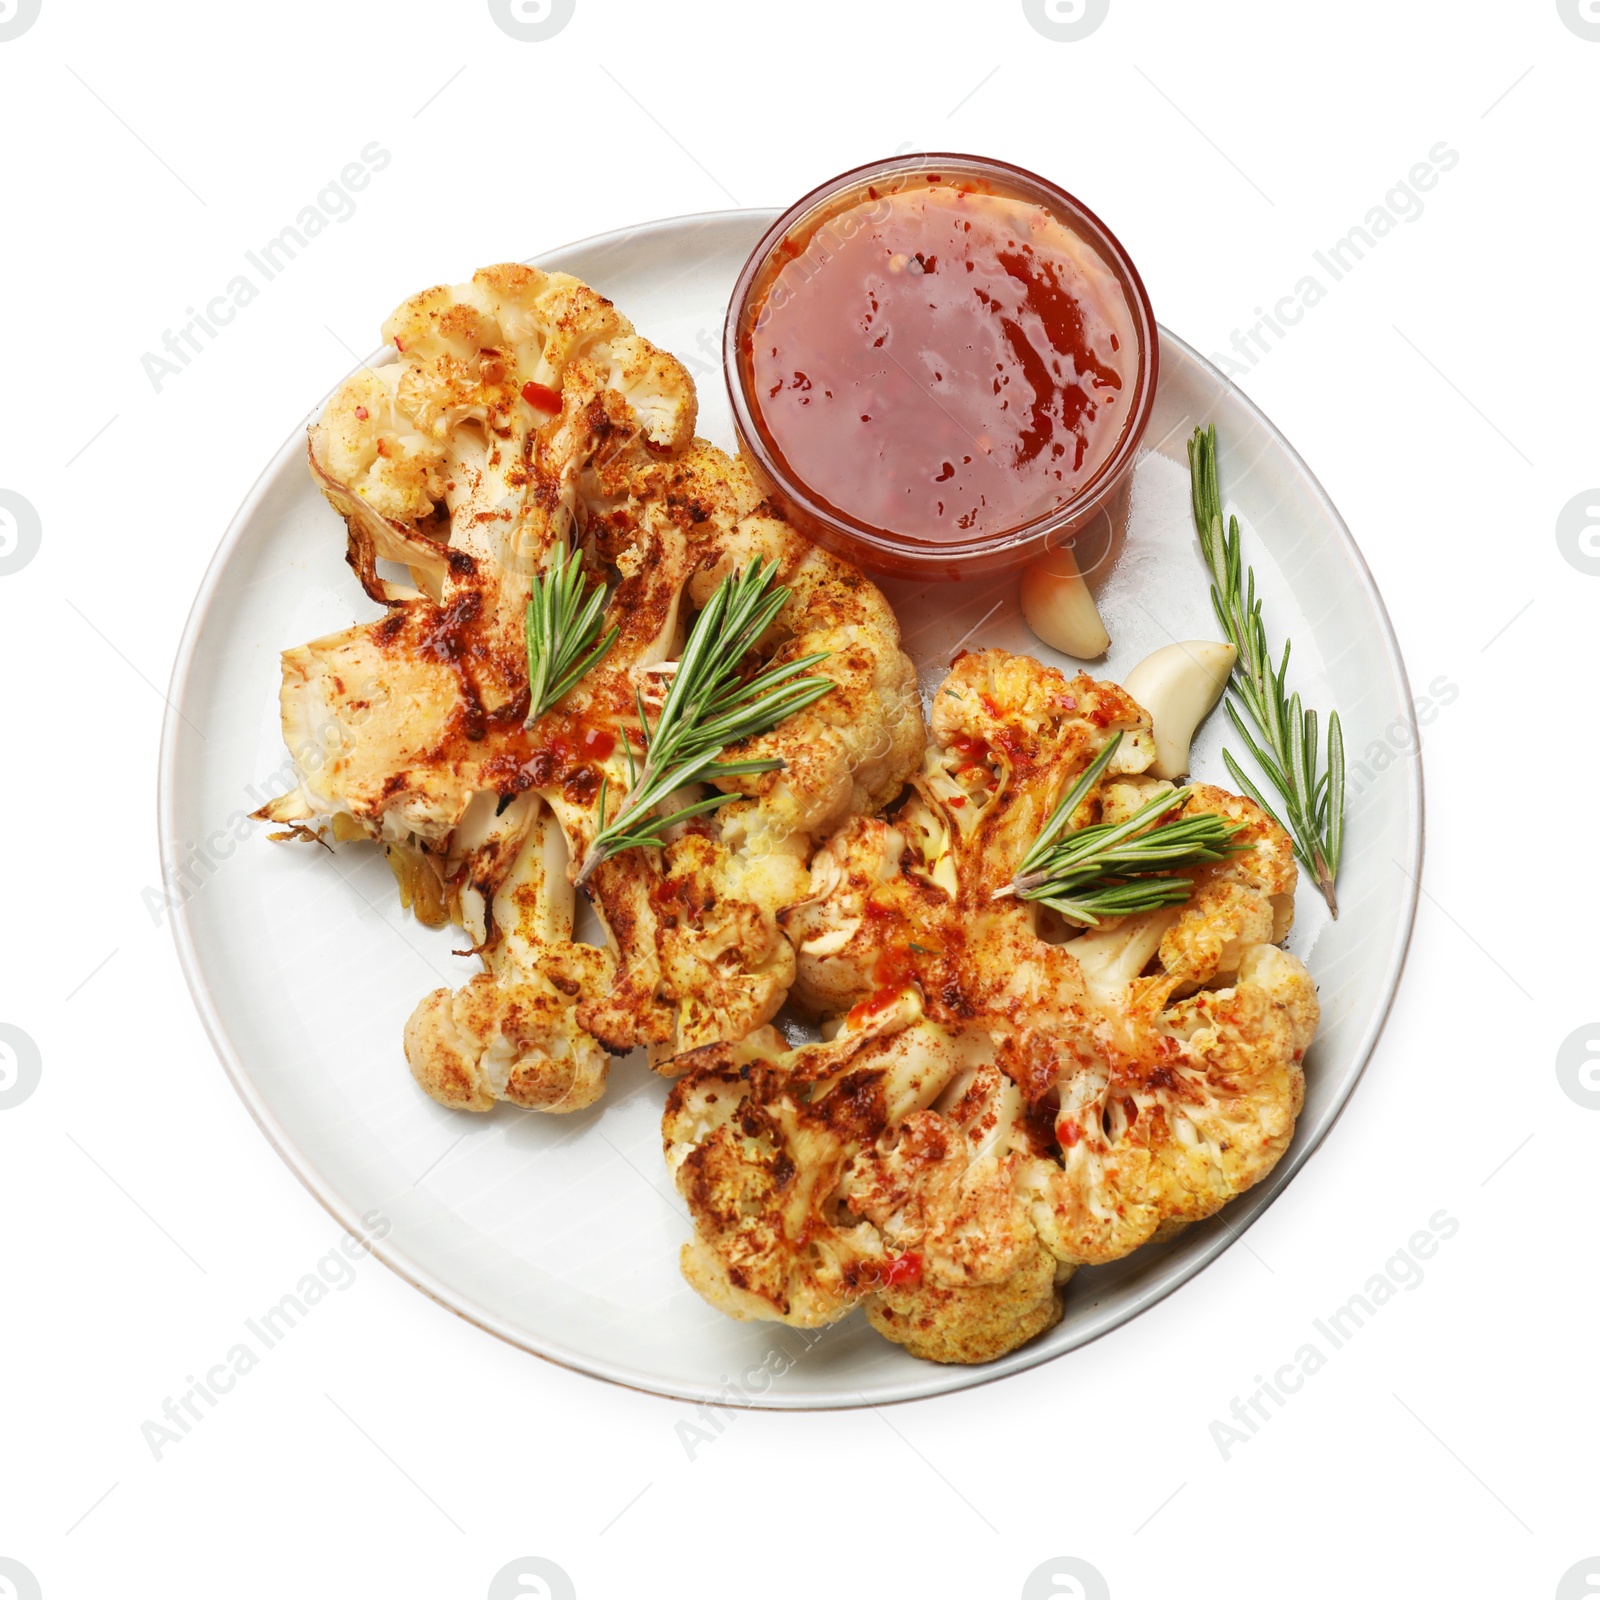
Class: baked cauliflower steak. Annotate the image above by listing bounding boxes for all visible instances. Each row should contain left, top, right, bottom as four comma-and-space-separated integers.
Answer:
663, 648, 1318, 1364
256, 264, 923, 1115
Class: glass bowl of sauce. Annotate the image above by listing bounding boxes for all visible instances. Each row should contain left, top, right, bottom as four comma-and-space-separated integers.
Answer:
725, 154, 1158, 580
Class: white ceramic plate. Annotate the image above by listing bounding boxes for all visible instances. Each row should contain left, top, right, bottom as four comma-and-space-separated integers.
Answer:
159, 210, 1422, 1408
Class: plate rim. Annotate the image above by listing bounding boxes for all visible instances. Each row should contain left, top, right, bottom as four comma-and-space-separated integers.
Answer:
157, 206, 1423, 1409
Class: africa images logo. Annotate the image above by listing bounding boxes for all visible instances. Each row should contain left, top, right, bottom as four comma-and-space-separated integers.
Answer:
1022, 1557, 1110, 1599
1556, 1023, 1600, 1110
487, 1557, 576, 1598
0, 0, 41, 42
1558, 1558, 1600, 1598
1557, 0, 1600, 42
1556, 490, 1600, 576
1022, 0, 1108, 40
0, 490, 41, 576
0, 1559, 41, 1600
488, 0, 575, 41
0, 1025, 42, 1111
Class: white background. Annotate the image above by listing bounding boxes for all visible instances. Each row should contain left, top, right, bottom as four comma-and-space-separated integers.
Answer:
3, 1, 1597, 1596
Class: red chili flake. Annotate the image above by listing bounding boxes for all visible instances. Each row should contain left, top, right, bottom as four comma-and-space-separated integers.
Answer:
521, 380, 561, 412
393, 337, 404, 351
354, 405, 369, 421
882, 1252, 923, 1289
946, 794, 966, 808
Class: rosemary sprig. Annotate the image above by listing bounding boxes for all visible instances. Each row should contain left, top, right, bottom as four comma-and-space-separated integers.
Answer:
573, 558, 833, 884
523, 541, 619, 727
997, 731, 1242, 925
1187, 424, 1345, 916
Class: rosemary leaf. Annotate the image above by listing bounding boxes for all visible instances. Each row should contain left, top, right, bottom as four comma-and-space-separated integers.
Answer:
573, 558, 833, 883
523, 541, 618, 727
999, 730, 1242, 926
1188, 424, 1346, 915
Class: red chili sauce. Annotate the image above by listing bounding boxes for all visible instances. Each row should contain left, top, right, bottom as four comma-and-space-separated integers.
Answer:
746, 181, 1137, 544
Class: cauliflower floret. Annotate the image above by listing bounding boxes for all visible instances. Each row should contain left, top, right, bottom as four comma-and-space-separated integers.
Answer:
261, 265, 926, 1117
378, 263, 695, 454
1022, 940, 1313, 1266
665, 995, 981, 1325
867, 1243, 1064, 1365
309, 262, 696, 611
401, 797, 613, 1113
783, 652, 1154, 1017
603, 333, 699, 451
665, 649, 1319, 1362
533, 446, 925, 1070
267, 264, 700, 845
318, 365, 445, 524
663, 998, 1068, 1362
685, 509, 926, 837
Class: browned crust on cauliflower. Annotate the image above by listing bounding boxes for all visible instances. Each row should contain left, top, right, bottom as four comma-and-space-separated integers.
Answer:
866, 1244, 1064, 1365
664, 649, 1319, 1362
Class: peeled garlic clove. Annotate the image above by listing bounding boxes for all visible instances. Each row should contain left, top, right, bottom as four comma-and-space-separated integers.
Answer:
1020, 545, 1110, 659
1121, 640, 1237, 780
